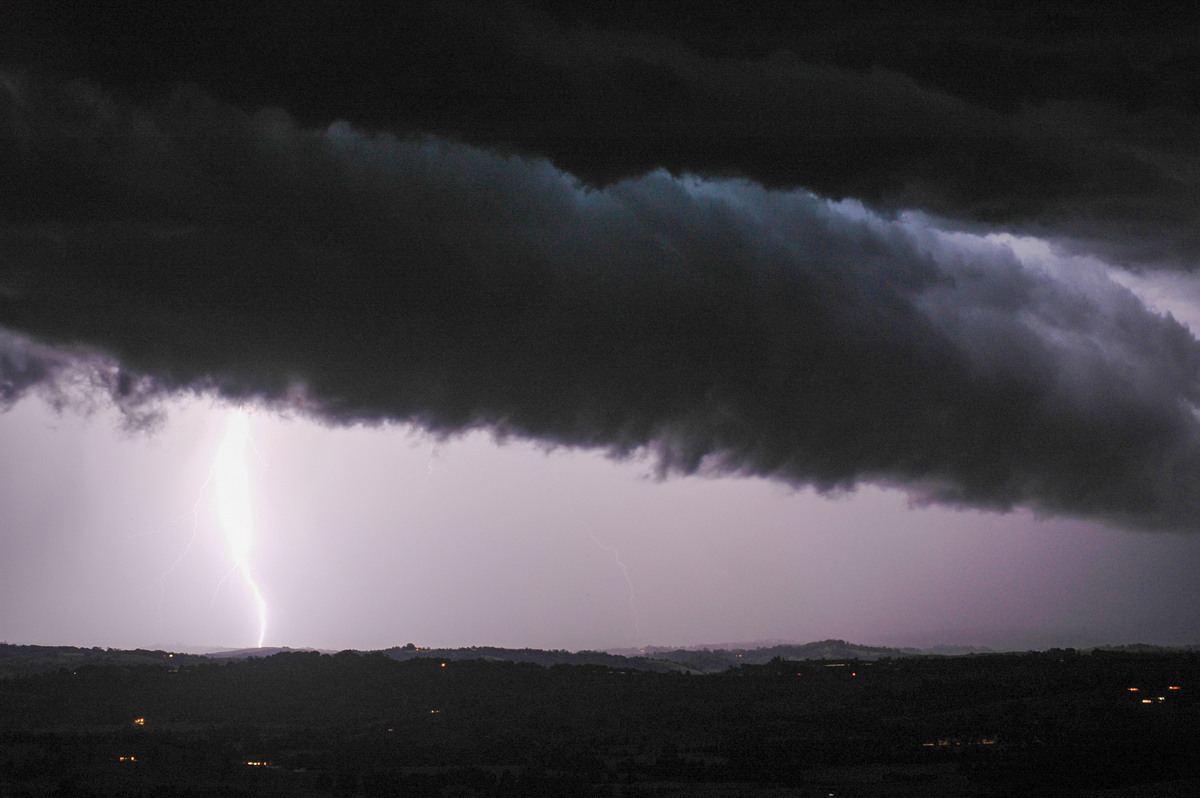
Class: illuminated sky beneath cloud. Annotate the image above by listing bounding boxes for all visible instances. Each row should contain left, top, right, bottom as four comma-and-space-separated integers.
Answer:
2, 1, 1199, 652
3, 392, 1199, 652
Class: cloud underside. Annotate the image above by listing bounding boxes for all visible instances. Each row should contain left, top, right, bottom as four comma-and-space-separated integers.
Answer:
2, 69, 1200, 530
11, 1, 1198, 269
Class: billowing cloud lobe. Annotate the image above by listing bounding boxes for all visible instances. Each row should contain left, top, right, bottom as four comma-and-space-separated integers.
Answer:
2, 72, 1200, 529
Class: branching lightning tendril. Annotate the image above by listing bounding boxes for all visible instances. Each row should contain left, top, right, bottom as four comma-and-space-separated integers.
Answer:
423, 443, 447, 489
157, 465, 213, 609
588, 532, 642, 642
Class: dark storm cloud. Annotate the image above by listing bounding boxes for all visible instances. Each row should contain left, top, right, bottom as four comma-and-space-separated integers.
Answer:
5, 1, 1197, 267
0, 329, 163, 427
3, 73, 1200, 529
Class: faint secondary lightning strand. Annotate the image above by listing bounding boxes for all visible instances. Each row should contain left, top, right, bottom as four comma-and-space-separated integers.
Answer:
588, 531, 643, 642
154, 468, 213, 643
422, 442, 448, 490
156, 464, 214, 609
213, 409, 268, 648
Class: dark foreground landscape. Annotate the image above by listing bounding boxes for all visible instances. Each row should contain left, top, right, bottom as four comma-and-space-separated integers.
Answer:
1, 643, 1198, 797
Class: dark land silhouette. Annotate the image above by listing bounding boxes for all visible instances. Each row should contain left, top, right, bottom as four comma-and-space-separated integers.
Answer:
1, 642, 1198, 796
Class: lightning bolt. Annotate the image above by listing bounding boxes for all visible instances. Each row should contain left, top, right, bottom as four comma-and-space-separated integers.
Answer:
588, 531, 643, 642
423, 442, 447, 489
212, 409, 268, 648
156, 463, 213, 607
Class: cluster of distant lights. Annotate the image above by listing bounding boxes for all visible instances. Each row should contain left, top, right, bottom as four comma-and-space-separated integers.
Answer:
1129, 685, 1181, 704
118, 755, 270, 767
117, 680, 1185, 769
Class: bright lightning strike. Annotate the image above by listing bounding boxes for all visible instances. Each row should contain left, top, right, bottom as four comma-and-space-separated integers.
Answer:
213, 409, 268, 648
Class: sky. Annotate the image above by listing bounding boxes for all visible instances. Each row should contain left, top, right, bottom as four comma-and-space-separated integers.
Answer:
1, 1, 1199, 652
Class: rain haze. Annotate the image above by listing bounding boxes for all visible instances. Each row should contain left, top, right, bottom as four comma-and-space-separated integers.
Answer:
2, 1, 1199, 653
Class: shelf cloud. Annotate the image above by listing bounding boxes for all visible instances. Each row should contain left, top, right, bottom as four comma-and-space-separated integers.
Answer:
3, 66, 1200, 530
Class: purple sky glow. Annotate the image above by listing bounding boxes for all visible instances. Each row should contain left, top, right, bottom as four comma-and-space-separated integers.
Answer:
3, 394, 1198, 652
3, 2, 1200, 653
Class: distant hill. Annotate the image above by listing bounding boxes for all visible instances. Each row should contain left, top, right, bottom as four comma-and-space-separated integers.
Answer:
377, 644, 680, 672
200, 646, 329, 659
0, 643, 678, 678
1093, 643, 1200, 654
0, 644, 211, 678
4, 639, 1195, 679
625, 639, 927, 673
